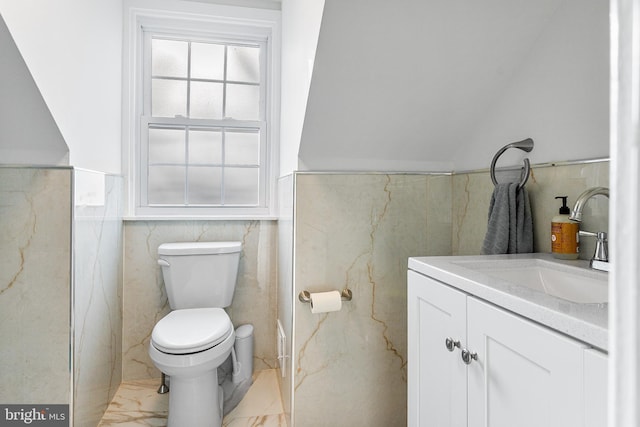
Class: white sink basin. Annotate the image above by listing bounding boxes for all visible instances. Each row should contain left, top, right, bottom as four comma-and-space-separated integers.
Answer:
452, 258, 609, 304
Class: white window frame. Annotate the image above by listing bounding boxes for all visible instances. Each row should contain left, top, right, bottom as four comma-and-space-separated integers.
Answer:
122, 0, 280, 219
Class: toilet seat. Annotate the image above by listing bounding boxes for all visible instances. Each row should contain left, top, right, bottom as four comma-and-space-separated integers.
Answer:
151, 308, 233, 354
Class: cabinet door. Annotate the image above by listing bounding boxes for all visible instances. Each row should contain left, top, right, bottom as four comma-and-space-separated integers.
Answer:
584, 348, 608, 427
466, 298, 587, 427
408, 271, 467, 427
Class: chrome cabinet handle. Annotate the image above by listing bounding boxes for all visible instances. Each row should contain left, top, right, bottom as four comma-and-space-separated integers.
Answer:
445, 337, 461, 352
461, 348, 478, 364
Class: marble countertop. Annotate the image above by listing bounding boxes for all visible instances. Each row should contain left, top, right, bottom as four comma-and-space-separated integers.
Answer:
408, 253, 608, 351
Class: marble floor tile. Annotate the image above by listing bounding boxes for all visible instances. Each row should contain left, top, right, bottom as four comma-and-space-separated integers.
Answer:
98, 370, 284, 427
97, 379, 168, 427
222, 414, 287, 427
224, 369, 284, 419
98, 412, 169, 427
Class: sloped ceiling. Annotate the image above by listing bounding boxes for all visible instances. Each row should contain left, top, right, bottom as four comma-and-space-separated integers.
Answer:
298, 0, 608, 172
0, 13, 68, 166
0, 1, 122, 173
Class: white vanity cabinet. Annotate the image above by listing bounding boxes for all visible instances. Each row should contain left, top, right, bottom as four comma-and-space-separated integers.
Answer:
466, 295, 586, 427
408, 270, 607, 427
407, 270, 467, 427
584, 348, 608, 427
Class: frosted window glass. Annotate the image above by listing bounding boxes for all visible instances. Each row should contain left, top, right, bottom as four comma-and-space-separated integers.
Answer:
188, 167, 222, 204
225, 84, 259, 120
189, 130, 222, 164
224, 167, 259, 205
227, 46, 260, 83
190, 81, 224, 119
143, 33, 268, 212
191, 42, 225, 80
152, 79, 187, 117
225, 131, 259, 165
148, 166, 185, 204
149, 128, 185, 164
152, 39, 188, 78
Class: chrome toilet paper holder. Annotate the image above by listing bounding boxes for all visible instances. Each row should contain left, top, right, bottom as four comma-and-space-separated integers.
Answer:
298, 289, 353, 303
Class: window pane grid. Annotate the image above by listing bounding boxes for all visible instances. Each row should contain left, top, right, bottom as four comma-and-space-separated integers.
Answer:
146, 123, 260, 207
143, 31, 266, 211
150, 37, 261, 121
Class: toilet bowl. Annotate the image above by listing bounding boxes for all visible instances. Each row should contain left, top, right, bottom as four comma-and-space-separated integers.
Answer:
148, 242, 245, 427
149, 308, 235, 427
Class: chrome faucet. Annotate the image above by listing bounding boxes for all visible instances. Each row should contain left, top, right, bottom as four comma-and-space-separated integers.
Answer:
568, 187, 610, 272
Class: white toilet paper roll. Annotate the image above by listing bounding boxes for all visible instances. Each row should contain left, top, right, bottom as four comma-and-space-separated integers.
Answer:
309, 291, 342, 314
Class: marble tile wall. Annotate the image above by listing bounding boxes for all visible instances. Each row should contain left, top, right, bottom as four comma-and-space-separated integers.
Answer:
0, 161, 602, 424
122, 220, 278, 381
114, 161, 607, 425
292, 173, 451, 427
0, 167, 72, 404
73, 170, 124, 427
452, 161, 609, 257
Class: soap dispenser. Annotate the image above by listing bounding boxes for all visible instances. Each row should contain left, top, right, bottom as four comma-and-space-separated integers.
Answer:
551, 196, 579, 259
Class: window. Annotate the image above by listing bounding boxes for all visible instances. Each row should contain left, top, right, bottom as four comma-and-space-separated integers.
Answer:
124, 4, 280, 218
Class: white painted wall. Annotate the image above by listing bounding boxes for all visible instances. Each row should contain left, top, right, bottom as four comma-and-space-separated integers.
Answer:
279, 0, 325, 176
0, 0, 123, 173
0, 14, 68, 166
453, 0, 609, 171
298, 0, 608, 172
0, 0, 607, 175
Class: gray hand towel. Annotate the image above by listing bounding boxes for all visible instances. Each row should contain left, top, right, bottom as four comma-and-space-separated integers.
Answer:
481, 182, 533, 254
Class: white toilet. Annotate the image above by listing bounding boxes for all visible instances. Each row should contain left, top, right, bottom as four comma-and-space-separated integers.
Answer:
149, 241, 242, 427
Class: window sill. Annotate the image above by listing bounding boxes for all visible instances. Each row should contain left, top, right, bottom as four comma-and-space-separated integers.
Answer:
123, 215, 278, 221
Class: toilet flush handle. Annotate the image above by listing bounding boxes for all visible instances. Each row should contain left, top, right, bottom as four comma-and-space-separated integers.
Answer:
157, 259, 170, 267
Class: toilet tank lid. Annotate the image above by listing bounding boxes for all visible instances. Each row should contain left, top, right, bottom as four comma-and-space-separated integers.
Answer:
158, 241, 241, 255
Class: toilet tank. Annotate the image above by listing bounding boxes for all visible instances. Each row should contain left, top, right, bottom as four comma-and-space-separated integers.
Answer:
157, 242, 241, 309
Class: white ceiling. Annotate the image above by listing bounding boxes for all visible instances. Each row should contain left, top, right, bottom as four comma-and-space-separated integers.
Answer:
298, 0, 609, 172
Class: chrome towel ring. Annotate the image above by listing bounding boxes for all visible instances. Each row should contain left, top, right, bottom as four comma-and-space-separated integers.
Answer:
490, 138, 534, 190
